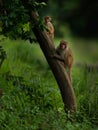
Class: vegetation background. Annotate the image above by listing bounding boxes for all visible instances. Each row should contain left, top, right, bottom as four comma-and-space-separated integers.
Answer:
0, 0, 98, 129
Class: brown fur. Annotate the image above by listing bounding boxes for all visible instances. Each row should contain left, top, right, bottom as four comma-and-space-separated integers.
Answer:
54, 40, 73, 82
44, 16, 54, 45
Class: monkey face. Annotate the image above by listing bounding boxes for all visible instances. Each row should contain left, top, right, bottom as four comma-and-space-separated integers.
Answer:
45, 16, 51, 22
60, 42, 67, 49
60, 40, 68, 49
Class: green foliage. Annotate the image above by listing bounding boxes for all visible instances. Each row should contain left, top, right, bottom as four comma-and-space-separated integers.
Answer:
0, 0, 46, 41
29, 1, 47, 11
0, 68, 98, 129
72, 66, 98, 125
0, 45, 6, 68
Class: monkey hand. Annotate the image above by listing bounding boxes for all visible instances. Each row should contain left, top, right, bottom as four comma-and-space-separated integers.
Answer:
49, 54, 56, 58
49, 54, 64, 62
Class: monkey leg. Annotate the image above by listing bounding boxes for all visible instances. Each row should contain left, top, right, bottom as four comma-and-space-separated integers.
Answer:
66, 68, 72, 83
49, 35, 54, 46
65, 67, 71, 82
69, 68, 72, 83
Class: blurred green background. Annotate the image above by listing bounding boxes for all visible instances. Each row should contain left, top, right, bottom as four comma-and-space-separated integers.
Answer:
39, 0, 98, 64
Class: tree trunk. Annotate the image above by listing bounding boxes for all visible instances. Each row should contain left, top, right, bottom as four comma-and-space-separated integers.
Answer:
33, 29, 77, 112
22, 1, 77, 113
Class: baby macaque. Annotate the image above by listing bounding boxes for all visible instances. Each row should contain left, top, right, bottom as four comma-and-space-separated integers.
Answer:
52, 40, 73, 82
44, 16, 54, 45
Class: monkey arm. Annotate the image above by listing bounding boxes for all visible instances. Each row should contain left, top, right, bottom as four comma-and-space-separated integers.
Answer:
47, 22, 54, 34
50, 54, 64, 62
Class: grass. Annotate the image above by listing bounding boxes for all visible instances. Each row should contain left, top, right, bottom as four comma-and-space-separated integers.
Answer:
0, 36, 98, 129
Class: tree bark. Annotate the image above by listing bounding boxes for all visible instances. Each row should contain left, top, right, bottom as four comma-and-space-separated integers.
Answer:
22, 0, 77, 113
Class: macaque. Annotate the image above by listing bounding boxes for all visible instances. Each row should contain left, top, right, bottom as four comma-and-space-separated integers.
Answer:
52, 40, 73, 82
44, 16, 54, 45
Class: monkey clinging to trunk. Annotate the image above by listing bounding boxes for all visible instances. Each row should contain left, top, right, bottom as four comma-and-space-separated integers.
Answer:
44, 16, 54, 45
51, 40, 73, 82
